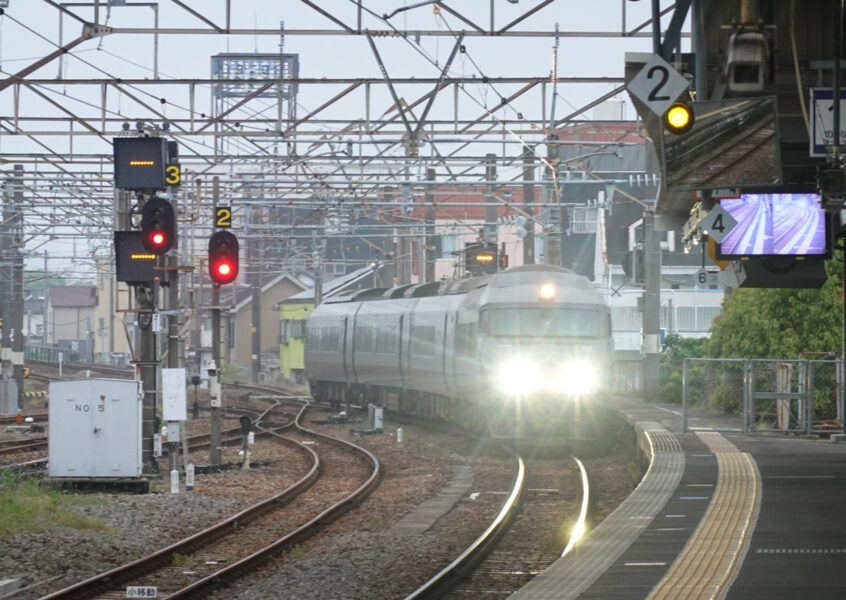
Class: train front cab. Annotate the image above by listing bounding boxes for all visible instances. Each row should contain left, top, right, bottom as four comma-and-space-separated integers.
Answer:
475, 281, 613, 442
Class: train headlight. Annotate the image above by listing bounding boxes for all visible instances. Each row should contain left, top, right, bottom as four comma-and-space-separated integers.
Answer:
496, 358, 540, 396
558, 360, 599, 396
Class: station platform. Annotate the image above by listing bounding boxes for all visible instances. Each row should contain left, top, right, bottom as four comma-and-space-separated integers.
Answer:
509, 395, 846, 599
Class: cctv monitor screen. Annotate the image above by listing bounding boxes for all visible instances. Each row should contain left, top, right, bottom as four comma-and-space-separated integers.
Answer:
661, 97, 782, 192
716, 193, 830, 258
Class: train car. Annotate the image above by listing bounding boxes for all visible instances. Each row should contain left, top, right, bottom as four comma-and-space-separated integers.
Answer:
305, 264, 613, 438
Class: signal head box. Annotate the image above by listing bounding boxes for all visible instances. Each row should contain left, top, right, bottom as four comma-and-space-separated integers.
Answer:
115, 231, 158, 283
113, 137, 168, 191
48, 379, 142, 478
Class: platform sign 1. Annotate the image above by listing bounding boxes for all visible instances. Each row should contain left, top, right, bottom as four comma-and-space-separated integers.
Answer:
810, 88, 846, 157
627, 54, 690, 117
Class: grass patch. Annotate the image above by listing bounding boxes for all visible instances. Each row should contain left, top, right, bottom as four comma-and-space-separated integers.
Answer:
0, 472, 112, 535
172, 553, 198, 567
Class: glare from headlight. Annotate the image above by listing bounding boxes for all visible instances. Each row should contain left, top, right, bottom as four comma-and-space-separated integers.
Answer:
496, 358, 540, 396
559, 360, 599, 396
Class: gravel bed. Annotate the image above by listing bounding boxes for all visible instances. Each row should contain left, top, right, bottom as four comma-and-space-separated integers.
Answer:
0, 406, 639, 600
0, 433, 311, 598
213, 417, 640, 600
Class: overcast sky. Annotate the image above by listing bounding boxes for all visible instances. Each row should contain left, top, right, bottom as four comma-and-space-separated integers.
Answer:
0, 1, 688, 279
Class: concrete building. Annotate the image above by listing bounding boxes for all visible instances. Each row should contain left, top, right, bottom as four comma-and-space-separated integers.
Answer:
93, 259, 131, 364
229, 272, 313, 379
45, 285, 97, 361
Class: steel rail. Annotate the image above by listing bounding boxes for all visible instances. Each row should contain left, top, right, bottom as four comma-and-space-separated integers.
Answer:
0, 440, 47, 455
161, 403, 383, 599
404, 451, 526, 599
40, 395, 382, 599
0, 412, 47, 424
40, 403, 318, 600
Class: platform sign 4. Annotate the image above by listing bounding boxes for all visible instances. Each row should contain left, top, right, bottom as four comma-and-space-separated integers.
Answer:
701, 204, 737, 244
627, 54, 690, 117
810, 88, 846, 157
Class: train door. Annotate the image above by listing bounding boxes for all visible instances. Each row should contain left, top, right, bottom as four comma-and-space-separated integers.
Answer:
342, 316, 351, 382
442, 312, 453, 397
398, 315, 407, 388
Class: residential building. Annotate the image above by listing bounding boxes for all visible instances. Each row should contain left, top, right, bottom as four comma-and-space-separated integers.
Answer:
45, 285, 97, 361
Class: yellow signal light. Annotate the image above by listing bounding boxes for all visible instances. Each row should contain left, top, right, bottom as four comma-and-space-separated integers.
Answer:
664, 101, 694, 134
475, 253, 494, 262
129, 160, 155, 166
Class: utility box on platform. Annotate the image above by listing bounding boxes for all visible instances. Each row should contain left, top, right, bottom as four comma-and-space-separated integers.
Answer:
48, 379, 143, 478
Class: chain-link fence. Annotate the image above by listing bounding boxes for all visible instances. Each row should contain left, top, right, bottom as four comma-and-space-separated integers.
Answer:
682, 358, 844, 435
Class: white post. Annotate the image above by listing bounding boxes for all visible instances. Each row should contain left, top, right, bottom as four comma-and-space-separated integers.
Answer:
170, 469, 179, 494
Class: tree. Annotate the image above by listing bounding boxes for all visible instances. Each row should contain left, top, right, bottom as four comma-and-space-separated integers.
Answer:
660, 333, 708, 403
708, 257, 843, 359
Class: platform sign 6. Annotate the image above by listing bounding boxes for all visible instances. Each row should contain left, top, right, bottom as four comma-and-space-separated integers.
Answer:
627, 54, 690, 117
215, 207, 232, 228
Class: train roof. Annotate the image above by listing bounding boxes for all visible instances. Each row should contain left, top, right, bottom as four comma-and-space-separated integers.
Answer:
321, 264, 594, 304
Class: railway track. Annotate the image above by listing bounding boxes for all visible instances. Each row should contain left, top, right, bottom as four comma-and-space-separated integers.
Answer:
667, 112, 777, 189
6, 376, 593, 599
41, 400, 382, 600
439, 456, 589, 599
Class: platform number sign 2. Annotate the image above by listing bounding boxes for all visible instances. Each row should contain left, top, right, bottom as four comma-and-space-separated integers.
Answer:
647, 65, 671, 102
215, 207, 232, 228
627, 54, 690, 117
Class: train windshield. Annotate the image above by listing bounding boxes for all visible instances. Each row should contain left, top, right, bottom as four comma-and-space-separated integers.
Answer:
483, 307, 604, 337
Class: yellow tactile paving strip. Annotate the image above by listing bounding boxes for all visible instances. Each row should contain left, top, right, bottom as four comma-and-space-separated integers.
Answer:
648, 432, 761, 600
508, 423, 685, 600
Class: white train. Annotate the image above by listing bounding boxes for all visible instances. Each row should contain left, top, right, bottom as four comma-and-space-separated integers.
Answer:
305, 264, 613, 436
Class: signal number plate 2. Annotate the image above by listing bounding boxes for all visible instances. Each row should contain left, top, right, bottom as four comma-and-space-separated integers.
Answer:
215, 207, 232, 228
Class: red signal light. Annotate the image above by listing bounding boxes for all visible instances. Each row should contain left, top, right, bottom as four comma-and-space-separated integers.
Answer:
208, 230, 239, 285
140, 197, 175, 254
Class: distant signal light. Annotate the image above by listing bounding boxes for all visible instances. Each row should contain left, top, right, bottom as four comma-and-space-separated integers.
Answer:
664, 101, 694, 134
